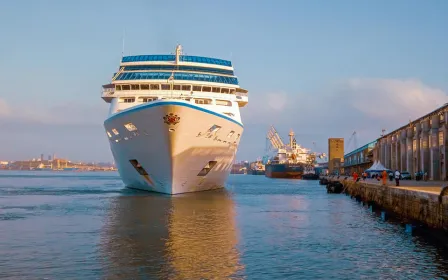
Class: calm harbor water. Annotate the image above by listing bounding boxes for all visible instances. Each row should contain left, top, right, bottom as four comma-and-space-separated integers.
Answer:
0, 171, 447, 279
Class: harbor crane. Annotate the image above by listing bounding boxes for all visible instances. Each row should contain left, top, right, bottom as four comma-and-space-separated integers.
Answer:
312, 142, 327, 161
346, 131, 358, 152
266, 126, 286, 150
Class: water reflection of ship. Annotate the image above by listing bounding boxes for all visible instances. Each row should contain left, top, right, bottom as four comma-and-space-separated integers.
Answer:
100, 190, 243, 279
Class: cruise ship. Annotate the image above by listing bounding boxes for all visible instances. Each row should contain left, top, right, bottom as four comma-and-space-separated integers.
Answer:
101, 45, 248, 194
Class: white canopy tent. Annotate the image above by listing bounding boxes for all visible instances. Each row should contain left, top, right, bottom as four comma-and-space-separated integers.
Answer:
365, 161, 388, 172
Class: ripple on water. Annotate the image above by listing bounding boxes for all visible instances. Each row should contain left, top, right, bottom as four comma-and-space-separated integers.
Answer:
0, 172, 447, 279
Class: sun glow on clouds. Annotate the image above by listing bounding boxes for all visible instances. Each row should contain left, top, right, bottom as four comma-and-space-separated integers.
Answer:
0, 99, 11, 117
266, 93, 288, 111
342, 78, 447, 122
238, 78, 447, 159
244, 78, 447, 127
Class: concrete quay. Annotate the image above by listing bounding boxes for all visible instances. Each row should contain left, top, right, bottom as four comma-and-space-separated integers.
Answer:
323, 176, 448, 232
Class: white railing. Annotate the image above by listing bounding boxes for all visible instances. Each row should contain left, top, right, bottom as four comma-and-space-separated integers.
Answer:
236, 92, 248, 97
103, 89, 247, 100
102, 88, 115, 95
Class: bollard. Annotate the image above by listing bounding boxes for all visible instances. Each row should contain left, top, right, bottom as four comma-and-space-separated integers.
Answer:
405, 224, 415, 234
368, 201, 375, 212
439, 185, 448, 203
381, 211, 387, 221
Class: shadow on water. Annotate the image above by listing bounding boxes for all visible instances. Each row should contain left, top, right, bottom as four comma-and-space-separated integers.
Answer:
345, 193, 448, 278
99, 188, 245, 279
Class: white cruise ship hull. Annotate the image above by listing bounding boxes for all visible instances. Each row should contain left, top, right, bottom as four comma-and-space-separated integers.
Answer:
104, 100, 243, 194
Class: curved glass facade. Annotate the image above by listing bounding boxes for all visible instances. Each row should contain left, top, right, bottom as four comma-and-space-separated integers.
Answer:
121, 55, 232, 67
180, 56, 231, 67
123, 65, 234, 76
115, 72, 238, 85
122, 55, 175, 63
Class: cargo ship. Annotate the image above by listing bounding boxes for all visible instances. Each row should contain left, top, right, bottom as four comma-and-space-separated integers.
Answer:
230, 162, 247, 174
264, 126, 323, 179
249, 159, 265, 175
265, 163, 304, 178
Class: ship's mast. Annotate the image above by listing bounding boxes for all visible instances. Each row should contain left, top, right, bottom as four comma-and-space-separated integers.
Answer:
289, 129, 294, 148
175, 44, 182, 64
170, 44, 182, 98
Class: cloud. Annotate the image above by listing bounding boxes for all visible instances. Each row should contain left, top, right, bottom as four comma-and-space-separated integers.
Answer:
237, 78, 447, 160
242, 91, 298, 126
0, 99, 108, 125
0, 98, 111, 161
339, 78, 447, 122
0, 99, 11, 117
0, 78, 446, 161
266, 92, 288, 111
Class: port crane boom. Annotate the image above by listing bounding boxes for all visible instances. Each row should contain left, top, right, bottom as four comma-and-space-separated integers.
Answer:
346, 131, 358, 152
267, 126, 285, 149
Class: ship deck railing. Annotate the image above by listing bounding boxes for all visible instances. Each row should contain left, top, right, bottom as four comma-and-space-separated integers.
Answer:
101, 90, 249, 103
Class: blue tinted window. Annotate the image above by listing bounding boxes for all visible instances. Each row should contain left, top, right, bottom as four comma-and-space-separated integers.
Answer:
121, 55, 176, 63
122, 65, 234, 75
122, 54, 231, 67
115, 72, 238, 85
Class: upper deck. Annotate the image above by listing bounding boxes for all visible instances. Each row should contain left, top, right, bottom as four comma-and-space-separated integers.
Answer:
102, 45, 248, 109
114, 45, 237, 84
121, 54, 232, 68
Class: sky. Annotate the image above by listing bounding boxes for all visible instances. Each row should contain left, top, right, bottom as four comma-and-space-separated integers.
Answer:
0, 0, 447, 162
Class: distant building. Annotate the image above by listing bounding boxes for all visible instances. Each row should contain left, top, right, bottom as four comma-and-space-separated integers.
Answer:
328, 138, 344, 174
40, 154, 44, 162
343, 140, 377, 174
315, 161, 329, 175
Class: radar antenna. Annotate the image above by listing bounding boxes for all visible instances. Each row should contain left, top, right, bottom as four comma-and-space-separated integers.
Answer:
121, 28, 125, 59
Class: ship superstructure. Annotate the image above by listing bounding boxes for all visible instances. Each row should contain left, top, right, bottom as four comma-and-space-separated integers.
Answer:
101, 45, 248, 194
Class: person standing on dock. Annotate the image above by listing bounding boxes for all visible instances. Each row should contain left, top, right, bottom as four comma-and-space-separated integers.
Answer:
381, 170, 388, 186
353, 172, 358, 181
394, 170, 401, 186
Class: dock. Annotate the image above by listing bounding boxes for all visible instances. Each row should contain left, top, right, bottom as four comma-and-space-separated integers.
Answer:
322, 176, 448, 232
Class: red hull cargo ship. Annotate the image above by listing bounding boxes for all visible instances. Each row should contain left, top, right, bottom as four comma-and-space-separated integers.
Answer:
265, 163, 305, 179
